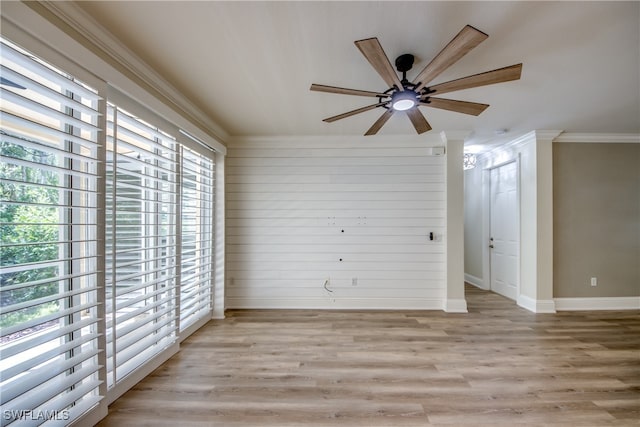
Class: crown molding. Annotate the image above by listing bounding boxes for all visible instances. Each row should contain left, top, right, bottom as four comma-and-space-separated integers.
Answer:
32, 1, 229, 144
478, 129, 563, 158
533, 130, 564, 142
440, 130, 472, 143
229, 133, 449, 146
554, 132, 640, 143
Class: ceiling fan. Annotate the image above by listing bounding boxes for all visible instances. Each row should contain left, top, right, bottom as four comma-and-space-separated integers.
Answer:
310, 25, 522, 135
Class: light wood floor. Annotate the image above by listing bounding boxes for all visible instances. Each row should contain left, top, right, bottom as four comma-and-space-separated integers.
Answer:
98, 286, 640, 426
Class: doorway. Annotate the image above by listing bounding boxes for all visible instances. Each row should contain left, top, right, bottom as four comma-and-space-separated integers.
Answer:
489, 161, 519, 300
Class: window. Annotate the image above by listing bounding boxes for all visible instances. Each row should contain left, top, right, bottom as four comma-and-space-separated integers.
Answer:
180, 147, 215, 330
0, 39, 103, 423
0, 36, 219, 425
105, 105, 179, 386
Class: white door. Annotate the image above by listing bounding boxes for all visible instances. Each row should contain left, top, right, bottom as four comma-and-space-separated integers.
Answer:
490, 161, 519, 300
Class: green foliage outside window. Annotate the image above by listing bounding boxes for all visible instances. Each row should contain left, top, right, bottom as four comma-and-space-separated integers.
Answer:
0, 138, 61, 331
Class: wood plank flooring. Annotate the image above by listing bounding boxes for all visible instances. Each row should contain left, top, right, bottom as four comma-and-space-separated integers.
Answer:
97, 285, 640, 426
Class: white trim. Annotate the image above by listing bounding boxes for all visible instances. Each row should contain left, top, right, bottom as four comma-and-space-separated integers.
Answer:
69, 403, 108, 427
35, 1, 229, 145
229, 133, 450, 147
106, 342, 180, 405
464, 273, 486, 289
178, 314, 212, 344
517, 294, 556, 313
478, 130, 562, 162
554, 133, 640, 143
442, 130, 472, 142
0, 14, 102, 90
481, 165, 491, 296
554, 297, 640, 311
443, 132, 468, 312
213, 153, 226, 319
443, 299, 468, 313
226, 298, 445, 310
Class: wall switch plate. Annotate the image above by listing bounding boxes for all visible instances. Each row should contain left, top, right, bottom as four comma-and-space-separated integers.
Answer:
591, 277, 597, 287
352, 277, 358, 286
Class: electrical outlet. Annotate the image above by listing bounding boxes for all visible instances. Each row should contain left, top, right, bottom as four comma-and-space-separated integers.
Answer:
229, 277, 235, 286
591, 277, 597, 287
352, 277, 358, 286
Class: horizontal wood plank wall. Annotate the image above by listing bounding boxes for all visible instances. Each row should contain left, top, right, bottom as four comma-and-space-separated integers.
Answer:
226, 136, 447, 309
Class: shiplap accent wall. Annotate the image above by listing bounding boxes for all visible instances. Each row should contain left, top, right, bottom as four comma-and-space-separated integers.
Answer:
226, 135, 449, 309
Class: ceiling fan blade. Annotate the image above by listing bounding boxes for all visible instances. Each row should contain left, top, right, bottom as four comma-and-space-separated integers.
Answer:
354, 37, 404, 89
421, 97, 489, 116
364, 109, 394, 135
426, 63, 523, 96
310, 84, 390, 98
406, 108, 432, 134
322, 101, 389, 123
414, 25, 488, 92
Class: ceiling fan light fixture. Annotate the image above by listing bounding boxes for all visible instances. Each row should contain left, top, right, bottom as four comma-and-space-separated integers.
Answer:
391, 90, 418, 111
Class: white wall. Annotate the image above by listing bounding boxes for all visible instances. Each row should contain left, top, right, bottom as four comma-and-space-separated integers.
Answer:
225, 135, 449, 309
463, 165, 484, 287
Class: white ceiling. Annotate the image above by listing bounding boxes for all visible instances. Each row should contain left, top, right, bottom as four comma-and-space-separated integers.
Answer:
76, 1, 639, 145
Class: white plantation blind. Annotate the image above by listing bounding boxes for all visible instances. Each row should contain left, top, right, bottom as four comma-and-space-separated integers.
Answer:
179, 146, 215, 330
0, 39, 104, 425
105, 105, 179, 386
0, 33, 219, 424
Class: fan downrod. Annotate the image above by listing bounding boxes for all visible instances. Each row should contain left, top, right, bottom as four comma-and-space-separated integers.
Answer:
395, 54, 414, 86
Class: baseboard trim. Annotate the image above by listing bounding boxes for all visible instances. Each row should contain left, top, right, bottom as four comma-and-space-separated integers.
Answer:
554, 296, 640, 311
226, 297, 445, 311
464, 273, 486, 289
517, 294, 557, 313
443, 298, 468, 313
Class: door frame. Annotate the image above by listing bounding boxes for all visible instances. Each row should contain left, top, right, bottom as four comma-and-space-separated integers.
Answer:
481, 155, 521, 301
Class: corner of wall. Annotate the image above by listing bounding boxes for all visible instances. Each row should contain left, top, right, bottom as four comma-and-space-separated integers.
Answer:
517, 294, 556, 314
443, 298, 468, 313
443, 131, 467, 310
